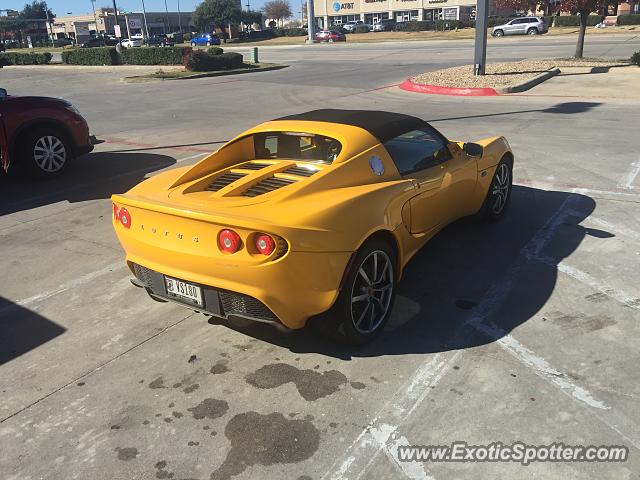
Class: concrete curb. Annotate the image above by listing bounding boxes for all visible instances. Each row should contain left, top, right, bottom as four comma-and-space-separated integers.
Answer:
398, 79, 499, 96
123, 64, 287, 82
399, 67, 561, 97
497, 67, 561, 94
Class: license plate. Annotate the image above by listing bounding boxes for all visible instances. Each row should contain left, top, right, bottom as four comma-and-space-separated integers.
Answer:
164, 276, 203, 307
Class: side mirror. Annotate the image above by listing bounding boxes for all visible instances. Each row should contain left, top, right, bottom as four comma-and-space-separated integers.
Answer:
0, 88, 7, 100
463, 142, 483, 158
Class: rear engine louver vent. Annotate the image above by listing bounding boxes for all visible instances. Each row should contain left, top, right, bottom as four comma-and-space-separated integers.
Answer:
239, 162, 269, 171
206, 172, 246, 192
242, 177, 295, 197
283, 166, 318, 177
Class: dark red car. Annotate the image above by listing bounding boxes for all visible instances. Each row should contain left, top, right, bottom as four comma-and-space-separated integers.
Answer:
315, 30, 346, 43
0, 88, 93, 178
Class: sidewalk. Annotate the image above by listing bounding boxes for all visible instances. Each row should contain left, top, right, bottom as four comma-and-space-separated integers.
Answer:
521, 65, 640, 99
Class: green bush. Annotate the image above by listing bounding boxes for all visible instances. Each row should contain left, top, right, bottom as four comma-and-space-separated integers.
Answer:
62, 47, 120, 65
186, 50, 244, 71
0, 51, 52, 65
284, 27, 307, 36
396, 20, 463, 31
552, 15, 603, 27
121, 46, 186, 65
207, 46, 224, 55
631, 51, 640, 66
617, 14, 640, 25
219, 51, 243, 68
354, 24, 370, 33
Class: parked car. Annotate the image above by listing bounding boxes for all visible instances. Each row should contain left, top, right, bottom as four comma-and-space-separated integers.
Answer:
131, 33, 144, 40
372, 19, 397, 31
0, 88, 93, 178
145, 34, 173, 47
81, 36, 119, 48
53, 37, 75, 47
190, 33, 221, 46
120, 38, 142, 48
315, 30, 346, 42
342, 20, 363, 33
111, 109, 514, 344
492, 17, 548, 36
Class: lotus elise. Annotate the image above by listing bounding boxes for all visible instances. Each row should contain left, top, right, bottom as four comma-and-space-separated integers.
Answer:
112, 110, 513, 344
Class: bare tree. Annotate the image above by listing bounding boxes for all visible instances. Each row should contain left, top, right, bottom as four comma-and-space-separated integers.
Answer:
263, 0, 292, 28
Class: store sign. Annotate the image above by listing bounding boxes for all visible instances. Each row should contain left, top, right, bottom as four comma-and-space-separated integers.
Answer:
333, 2, 354, 11
364, 0, 387, 3
128, 18, 142, 29
428, 0, 448, 3
443, 7, 457, 19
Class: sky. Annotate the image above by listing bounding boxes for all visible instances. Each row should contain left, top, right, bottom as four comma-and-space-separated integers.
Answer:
1, 0, 270, 17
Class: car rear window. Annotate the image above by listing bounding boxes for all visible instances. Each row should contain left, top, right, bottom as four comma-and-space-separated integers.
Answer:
253, 132, 342, 164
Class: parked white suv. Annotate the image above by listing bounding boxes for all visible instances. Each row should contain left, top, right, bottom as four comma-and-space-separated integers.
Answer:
492, 17, 548, 36
342, 20, 364, 33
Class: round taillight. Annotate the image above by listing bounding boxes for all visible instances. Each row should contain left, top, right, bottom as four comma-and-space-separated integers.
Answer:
119, 208, 131, 229
255, 233, 276, 256
218, 229, 242, 254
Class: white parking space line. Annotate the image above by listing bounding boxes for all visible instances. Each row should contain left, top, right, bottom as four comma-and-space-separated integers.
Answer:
619, 161, 640, 189
583, 214, 640, 242
0, 264, 126, 317
538, 256, 640, 311
324, 194, 617, 479
176, 152, 208, 163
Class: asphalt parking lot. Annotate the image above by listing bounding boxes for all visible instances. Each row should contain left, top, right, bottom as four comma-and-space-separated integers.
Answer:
1, 35, 640, 480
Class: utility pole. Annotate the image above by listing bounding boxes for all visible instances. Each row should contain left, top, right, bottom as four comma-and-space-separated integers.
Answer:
306, 0, 315, 43
473, 0, 489, 75
140, 0, 150, 39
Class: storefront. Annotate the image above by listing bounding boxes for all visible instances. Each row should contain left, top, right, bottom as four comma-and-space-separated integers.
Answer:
314, 0, 477, 27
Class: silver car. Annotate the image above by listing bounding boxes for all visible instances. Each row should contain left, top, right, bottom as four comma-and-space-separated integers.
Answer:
492, 17, 548, 37
342, 20, 364, 33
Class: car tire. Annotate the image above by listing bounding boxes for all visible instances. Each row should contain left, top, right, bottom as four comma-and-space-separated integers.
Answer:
480, 156, 513, 222
318, 237, 397, 345
19, 127, 72, 179
191, 41, 196, 46
493, 29, 504, 37
527, 28, 538, 35
206, 41, 211, 46
329, 38, 334, 43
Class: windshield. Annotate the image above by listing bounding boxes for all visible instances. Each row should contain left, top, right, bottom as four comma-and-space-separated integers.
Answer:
253, 132, 342, 164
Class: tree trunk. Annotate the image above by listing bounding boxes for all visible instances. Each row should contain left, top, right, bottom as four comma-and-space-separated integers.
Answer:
575, 10, 588, 59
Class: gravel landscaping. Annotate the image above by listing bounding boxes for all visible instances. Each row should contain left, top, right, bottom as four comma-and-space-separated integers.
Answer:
410, 58, 630, 89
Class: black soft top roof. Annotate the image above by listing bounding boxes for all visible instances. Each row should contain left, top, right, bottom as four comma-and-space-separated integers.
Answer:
275, 109, 429, 143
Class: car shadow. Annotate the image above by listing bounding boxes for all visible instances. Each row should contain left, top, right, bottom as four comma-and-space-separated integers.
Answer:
207, 185, 602, 360
0, 297, 66, 366
0, 151, 176, 216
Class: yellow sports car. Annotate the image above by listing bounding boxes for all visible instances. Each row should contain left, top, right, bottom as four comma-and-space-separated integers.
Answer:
112, 110, 513, 344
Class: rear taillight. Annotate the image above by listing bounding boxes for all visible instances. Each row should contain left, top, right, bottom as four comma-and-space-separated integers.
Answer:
113, 203, 131, 229
218, 229, 242, 254
255, 233, 276, 256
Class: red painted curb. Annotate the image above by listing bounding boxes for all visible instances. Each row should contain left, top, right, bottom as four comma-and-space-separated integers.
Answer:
399, 79, 500, 97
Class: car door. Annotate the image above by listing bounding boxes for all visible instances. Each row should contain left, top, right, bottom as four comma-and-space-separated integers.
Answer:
384, 127, 476, 234
0, 111, 9, 172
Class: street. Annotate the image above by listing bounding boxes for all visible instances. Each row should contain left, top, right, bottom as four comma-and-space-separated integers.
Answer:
1, 34, 640, 480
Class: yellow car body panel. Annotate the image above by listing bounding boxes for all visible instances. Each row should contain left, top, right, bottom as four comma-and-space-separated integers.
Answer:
112, 111, 512, 329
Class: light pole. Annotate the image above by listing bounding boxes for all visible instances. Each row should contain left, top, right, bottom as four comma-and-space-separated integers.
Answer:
473, 0, 489, 75
90, 0, 98, 35
141, 0, 150, 39
163, 0, 170, 34
43, 1, 54, 47
306, 0, 315, 43
177, 0, 182, 33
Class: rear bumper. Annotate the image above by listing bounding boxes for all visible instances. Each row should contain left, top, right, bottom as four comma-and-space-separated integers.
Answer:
121, 246, 352, 329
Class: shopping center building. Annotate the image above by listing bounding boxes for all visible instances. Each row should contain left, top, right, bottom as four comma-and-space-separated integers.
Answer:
312, 0, 481, 28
